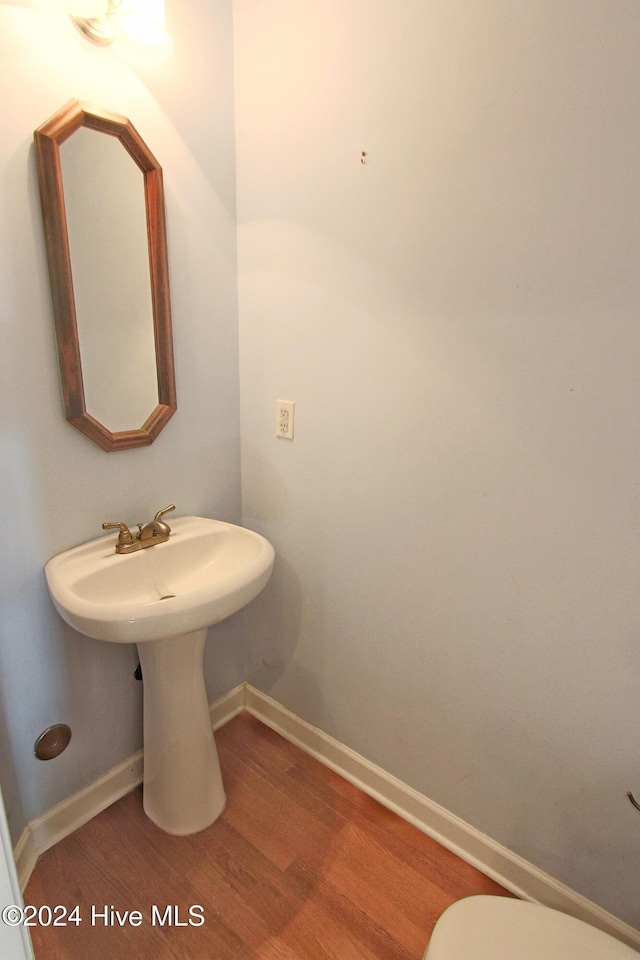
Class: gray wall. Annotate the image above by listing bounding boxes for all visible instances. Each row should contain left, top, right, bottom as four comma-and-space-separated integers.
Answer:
0, 0, 243, 837
235, 0, 640, 928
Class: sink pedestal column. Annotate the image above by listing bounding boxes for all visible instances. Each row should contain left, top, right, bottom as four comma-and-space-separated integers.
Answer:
136, 628, 225, 835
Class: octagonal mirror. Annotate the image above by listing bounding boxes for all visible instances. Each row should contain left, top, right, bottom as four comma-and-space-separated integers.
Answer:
34, 100, 176, 451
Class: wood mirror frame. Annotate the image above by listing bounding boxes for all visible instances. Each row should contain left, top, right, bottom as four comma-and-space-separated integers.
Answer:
34, 100, 177, 451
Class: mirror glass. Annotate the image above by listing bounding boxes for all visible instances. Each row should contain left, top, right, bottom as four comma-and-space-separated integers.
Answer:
60, 128, 158, 433
34, 100, 176, 451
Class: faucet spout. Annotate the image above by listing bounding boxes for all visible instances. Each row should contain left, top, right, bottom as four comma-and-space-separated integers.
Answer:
103, 505, 176, 554
139, 504, 176, 544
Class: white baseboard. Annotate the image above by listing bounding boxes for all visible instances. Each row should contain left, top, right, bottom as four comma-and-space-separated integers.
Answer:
14, 684, 245, 892
243, 685, 640, 951
14, 681, 640, 950
15, 750, 144, 893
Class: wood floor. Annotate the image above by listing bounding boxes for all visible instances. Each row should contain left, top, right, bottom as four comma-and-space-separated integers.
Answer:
25, 712, 513, 960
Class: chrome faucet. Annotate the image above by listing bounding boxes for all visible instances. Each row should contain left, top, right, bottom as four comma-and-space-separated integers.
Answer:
102, 505, 176, 554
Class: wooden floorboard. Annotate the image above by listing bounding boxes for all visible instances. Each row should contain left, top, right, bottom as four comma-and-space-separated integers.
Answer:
24, 712, 513, 959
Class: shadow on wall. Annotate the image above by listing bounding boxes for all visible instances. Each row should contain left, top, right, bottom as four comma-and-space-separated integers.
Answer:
244, 553, 330, 717
203, 604, 253, 703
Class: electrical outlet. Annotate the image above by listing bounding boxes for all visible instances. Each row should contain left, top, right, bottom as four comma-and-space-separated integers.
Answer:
276, 400, 295, 439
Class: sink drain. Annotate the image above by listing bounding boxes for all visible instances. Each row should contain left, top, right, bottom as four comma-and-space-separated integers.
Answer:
159, 594, 175, 600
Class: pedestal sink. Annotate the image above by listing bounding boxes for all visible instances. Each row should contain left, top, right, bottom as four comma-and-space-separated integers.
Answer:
44, 515, 274, 835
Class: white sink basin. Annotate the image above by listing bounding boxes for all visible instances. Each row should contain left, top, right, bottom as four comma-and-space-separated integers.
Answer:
45, 515, 275, 643
44, 514, 275, 836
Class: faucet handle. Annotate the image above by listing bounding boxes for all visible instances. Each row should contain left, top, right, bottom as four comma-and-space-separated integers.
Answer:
102, 520, 135, 544
154, 504, 176, 523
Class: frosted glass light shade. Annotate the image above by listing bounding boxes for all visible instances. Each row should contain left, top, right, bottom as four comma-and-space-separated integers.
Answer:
115, 0, 168, 46
57, 0, 107, 15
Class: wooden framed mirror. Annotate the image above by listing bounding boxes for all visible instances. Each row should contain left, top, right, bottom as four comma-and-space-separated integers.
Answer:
34, 100, 176, 451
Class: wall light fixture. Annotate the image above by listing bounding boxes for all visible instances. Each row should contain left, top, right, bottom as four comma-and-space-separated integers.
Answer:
69, 0, 171, 53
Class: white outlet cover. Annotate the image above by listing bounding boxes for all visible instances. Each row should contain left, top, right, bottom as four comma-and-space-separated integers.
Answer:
276, 400, 295, 439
